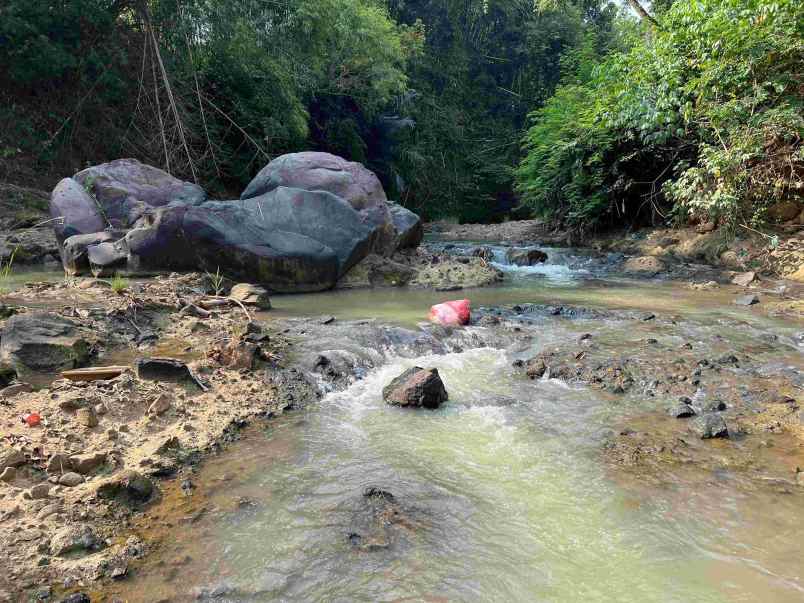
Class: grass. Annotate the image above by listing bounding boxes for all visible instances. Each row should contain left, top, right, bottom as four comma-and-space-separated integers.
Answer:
0, 247, 17, 294
205, 266, 225, 296
109, 273, 130, 294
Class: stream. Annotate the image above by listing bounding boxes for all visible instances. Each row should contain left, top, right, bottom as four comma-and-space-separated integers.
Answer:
87, 243, 803, 601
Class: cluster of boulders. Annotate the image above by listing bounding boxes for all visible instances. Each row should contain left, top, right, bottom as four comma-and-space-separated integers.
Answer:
50, 152, 423, 292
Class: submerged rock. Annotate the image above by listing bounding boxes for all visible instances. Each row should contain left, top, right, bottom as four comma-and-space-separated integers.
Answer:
734, 294, 760, 306
669, 403, 696, 418
505, 248, 547, 266
383, 367, 449, 409
693, 413, 729, 439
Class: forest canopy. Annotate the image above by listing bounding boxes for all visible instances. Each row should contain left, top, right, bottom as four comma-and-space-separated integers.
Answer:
1, 0, 801, 228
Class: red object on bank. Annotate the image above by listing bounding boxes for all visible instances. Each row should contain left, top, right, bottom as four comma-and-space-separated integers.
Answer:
23, 413, 41, 427
428, 299, 471, 326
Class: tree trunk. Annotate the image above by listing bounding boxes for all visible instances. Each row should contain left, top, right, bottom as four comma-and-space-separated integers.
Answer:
627, 0, 660, 27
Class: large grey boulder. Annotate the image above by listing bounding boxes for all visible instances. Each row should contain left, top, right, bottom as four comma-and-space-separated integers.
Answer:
241, 151, 386, 210
74, 158, 206, 229
51, 154, 423, 292
50, 178, 106, 243
0, 313, 93, 377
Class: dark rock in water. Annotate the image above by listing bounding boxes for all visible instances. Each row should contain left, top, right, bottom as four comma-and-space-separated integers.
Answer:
0, 313, 92, 376
74, 158, 206, 229
49, 178, 106, 243
525, 357, 547, 379
505, 248, 547, 266
702, 399, 727, 412
472, 246, 495, 262
640, 312, 656, 321
669, 403, 697, 418
734, 294, 760, 306
363, 486, 395, 501
383, 367, 448, 409
693, 413, 729, 439
136, 358, 202, 389
59, 594, 90, 603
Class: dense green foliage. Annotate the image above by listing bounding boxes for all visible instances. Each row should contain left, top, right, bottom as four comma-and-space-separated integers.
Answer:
517, 0, 803, 231
2, 0, 801, 228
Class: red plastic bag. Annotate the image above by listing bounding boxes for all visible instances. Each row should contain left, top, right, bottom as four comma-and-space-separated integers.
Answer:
22, 412, 41, 427
428, 299, 471, 326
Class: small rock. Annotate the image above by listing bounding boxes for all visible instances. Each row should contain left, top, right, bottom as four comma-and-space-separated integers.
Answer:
382, 367, 449, 409
230, 283, 272, 310
525, 357, 547, 380
0, 466, 16, 482
60, 594, 90, 603
702, 400, 727, 412
58, 472, 85, 487
506, 248, 548, 266
148, 393, 172, 416
96, 470, 154, 504
623, 256, 665, 275
136, 357, 202, 388
693, 413, 729, 439
29, 483, 51, 499
37, 503, 61, 520
46, 454, 73, 475
669, 404, 696, 418
731, 271, 756, 287
734, 294, 760, 306
0, 447, 26, 470
70, 452, 106, 475
50, 525, 98, 556
75, 407, 98, 428
0, 382, 32, 399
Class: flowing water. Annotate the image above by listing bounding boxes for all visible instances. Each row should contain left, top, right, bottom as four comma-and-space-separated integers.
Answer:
58, 245, 804, 601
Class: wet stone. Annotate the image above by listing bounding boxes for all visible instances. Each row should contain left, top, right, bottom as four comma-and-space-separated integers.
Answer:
58, 472, 84, 487
693, 413, 729, 439
669, 404, 696, 419
734, 294, 760, 306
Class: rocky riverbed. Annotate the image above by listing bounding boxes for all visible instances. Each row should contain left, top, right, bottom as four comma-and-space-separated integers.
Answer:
0, 254, 802, 600
1, 154, 803, 601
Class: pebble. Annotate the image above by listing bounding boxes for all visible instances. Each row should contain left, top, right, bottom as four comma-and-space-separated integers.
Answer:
58, 472, 85, 487
28, 484, 51, 499
148, 393, 172, 416
669, 404, 696, 418
76, 407, 99, 428
734, 294, 760, 306
0, 466, 16, 482
693, 413, 729, 439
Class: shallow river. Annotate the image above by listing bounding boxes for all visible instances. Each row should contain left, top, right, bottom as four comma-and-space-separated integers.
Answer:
91, 244, 803, 601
